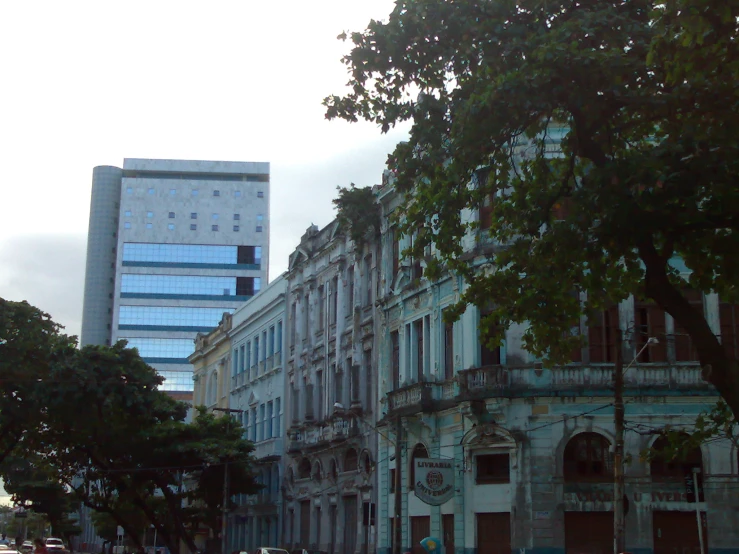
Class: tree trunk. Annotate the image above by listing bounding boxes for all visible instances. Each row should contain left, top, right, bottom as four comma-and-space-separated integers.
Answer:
640, 239, 739, 419
153, 475, 198, 554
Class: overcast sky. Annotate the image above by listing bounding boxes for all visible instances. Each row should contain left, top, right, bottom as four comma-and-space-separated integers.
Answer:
0, 0, 408, 505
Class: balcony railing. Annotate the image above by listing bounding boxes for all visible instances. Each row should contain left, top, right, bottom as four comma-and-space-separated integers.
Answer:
274, 350, 282, 368
265, 355, 273, 372
258, 360, 265, 375
458, 365, 510, 396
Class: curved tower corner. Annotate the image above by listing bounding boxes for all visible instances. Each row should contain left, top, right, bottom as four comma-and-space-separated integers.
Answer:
80, 165, 122, 346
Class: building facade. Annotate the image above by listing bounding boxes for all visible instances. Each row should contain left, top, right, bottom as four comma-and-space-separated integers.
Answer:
80, 158, 270, 396
283, 222, 380, 554
373, 184, 739, 554
228, 274, 288, 552
191, 312, 233, 410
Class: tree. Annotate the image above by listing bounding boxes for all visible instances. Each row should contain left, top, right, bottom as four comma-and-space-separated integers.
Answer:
333, 184, 382, 254
325, 0, 739, 416
0, 299, 76, 463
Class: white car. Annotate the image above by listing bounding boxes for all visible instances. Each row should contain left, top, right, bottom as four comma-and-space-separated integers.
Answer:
45, 539, 67, 553
0, 546, 21, 554
243, 549, 289, 554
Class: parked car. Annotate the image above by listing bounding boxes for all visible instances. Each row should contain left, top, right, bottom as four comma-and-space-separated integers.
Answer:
0, 545, 22, 554
44, 538, 68, 554
244, 548, 290, 554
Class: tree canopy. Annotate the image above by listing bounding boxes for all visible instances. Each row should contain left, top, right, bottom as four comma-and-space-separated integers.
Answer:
325, 0, 739, 415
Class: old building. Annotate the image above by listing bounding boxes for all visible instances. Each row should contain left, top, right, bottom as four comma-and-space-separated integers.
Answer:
283, 221, 380, 554
191, 312, 233, 410
373, 182, 739, 554
229, 274, 288, 551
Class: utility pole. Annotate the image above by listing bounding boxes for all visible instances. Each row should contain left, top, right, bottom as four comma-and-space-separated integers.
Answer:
213, 407, 244, 554
613, 328, 625, 554
394, 416, 402, 554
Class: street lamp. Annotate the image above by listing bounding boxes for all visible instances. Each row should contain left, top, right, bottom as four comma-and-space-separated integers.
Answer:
212, 407, 244, 554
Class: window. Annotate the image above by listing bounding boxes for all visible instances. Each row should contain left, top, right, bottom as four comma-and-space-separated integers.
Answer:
213, 190, 220, 197
148, 188, 155, 195
344, 448, 358, 472
147, 211, 154, 218
414, 319, 424, 381
256, 225, 263, 232
192, 189, 198, 196
290, 303, 297, 346
317, 285, 325, 331
126, 187, 133, 194
333, 363, 342, 406
444, 317, 454, 380
124, 210, 132, 217
588, 305, 619, 362
125, 338, 195, 360
233, 225, 240, 232
212, 213, 219, 220
720, 300, 739, 360
298, 458, 311, 479
124, 222, 131, 229
650, 435, 703, 491
260, 404, 266, 441
234, 213, 240, 220
235, 190, 242, 197
118, 305, 235, 330
364, 255, 373, 305
563, 433, 613, 482
257, 214, 264, 221
391, 330, 400, 389
409, 444, 430, 489
146, 223, 153, 229
480, 310, 501, 365
364, 348, 373, 410
316, 370, 324, 420
250, 407, 257, 441
190, 213, 197, 219
168, 223, 175, 230
347, 266, 354, 316
212, 225, 219, 231
169, 188, 176, 195
274, 397, 281, 437
389, 468, 396, 493
190, 224, 197, 230
674, 289, 703, 362
392, 230, 400, 276
257, 191, 264, 198
634, 299, 667, 362
276, 322, 283, 353
476, 453, 510, 484
168, 212, 175, 218
330, 277, 338, 325
479, 193, 494, 230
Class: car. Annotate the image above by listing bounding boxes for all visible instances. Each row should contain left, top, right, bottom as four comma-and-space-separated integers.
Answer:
244, 548, 290, 554
0, 545, 22, 554
44, 539, 67, 554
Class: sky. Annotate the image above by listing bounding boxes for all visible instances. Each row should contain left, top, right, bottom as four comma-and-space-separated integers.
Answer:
0, 0, 409, 506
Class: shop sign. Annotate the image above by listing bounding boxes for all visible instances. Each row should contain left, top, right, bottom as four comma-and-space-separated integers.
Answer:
414, 458, 454, 506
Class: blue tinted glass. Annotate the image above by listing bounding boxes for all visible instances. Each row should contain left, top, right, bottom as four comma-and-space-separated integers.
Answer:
121, 274, 238, 296
119, 306, 234, 327
255, 247, 262, 264
157, 369, 194, 392
254, 277, 262, 293
124, 338, 195, 359
122, 243, 238, 264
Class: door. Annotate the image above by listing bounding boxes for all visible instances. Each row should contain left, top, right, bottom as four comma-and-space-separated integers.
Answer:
564, 512, 613, 554
411, 516, 431, 554
329, 505, 337, 554
299, 500, 311, 548
476, 513, 510, 554
442, 514, 455, 554
344, 495, 358, 554
653, 511, 708, 554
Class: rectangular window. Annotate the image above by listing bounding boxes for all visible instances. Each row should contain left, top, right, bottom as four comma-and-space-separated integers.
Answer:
634, 299, 667, 362
212, 225, 219, 231
274, 397, 281, 437
317, 285, 325, 331
239, 344, 246, 374
292, 385, 300, 423
444, 317, 454, 380
256, 225, 263, 232
190, 224, 197, 230
214, 190, 220, 196
333, 363, 342, 406
245, 342, 251, 378
257, 214, 264, 221
389, 468, 396, 493
269, 326, 275, 357
479, 193, 494, 230
588, 305, 619, 362
191, 213, 197, 219
476, 453, 510, 484
124, 222, 131, 229
316, 370, 324, 421
391, 330, 400, 390
331, 277, 338, 325
232, 348, 239, 377
365, 254, 373, 305
192, 189, 198, 196
347, 266, 354, 316
254, 336, 260, 372
148, 188, 155, 195
146, 222, 153, 229
234, 214, 240, 220
243, 411, 249, 439
414, 319, 424, 381
290, 302, 297, 346
233, 225, 239, 232
392, 230, 400, 276
234, 190, 242, 197
480, 310, 501, 366
126, 187, 133, 194
167, 223, 175, 230
674, 289, 703, 362
169, 188, 176, 195
257, 191, 264, 198
259, 404, 266, 441
276, 321, 283, 352
266, 401, 273, 439
364, 349, 373, 411
250, 407, 257, 441
124, 210, 132, 217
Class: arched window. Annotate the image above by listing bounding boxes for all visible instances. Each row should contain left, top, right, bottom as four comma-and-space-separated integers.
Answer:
409, 443, 430, 489
650, 435, 703, 500
312, 461, 322, 482
361, 451, 373, 475
329, 459, 339, 482
563, 432, 613, 482
344, 448, 359, 472
298, 457, 311, 479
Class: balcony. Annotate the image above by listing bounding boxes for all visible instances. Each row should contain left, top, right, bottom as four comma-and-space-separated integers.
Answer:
258, 360, 265, 376
265, 355, 273, 372
274, 350, 282, 368
252, 437, 283, 461
286, 417, 359, 452
458, 365, 510, 398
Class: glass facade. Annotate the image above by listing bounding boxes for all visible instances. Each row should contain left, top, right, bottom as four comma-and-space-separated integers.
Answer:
157, 369, 194, 392
119, 306, 234, 331
122, 243, 262, 268
123, 337, 195, 361
121, 274, 261, 298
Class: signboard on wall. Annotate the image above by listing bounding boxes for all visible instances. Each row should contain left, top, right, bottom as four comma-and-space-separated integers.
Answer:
414, 458, 454, 506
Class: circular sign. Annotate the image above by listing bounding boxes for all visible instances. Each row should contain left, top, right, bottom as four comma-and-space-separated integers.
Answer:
426, 470, 444, 490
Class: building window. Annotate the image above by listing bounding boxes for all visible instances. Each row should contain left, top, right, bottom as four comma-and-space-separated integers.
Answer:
146, 211, 153, 218
257, 191, 264, 198
674, 289, 704, 362
364, 348, 373, 410
444, 316, 454, 380
392, 230, 400, 276
233, 225, 240, 232
650, 435, 703, 492
257, 214, 264, 221
480, 310, 501, 366
212, 225, 219, 231
479, 193, 494, 230
124, 222, 131, 229
344, 448, 358, 472
347, 266, 354, 316
316, 370, 324, 421
274, 397, 281, 437
634, 299, 667, 362
148, 188, 155, 195
332, 363, 342, 406
330, 276, 338, 325
126, 187, 133, 194
414, 319, 424, 381
588, 305, 619, 362
409, 444, 430, 489
168, 223, 175, 230
234, 213, 240, 220
391, 330, 400, 390
169, 188, 176, 195
256, 225, 263, 232
192, 189, 198, 196
168, 212, 175, 218
191, 213, 197, 219
476, 453, 510, 484
190, 224, 197, 231
212, 213, 219, 220
298, 458, 311, 480
364, 255, 373, 305
234, 190, 242, 197
146, 223, 153, 229
124, 210, 132, 217
563, 432, 613, 482
213, 190, 220, 197
317, 285, 325, 331
720, 300, 739, 360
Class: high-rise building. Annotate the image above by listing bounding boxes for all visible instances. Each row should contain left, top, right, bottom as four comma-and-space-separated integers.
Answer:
81, 158, 270, 396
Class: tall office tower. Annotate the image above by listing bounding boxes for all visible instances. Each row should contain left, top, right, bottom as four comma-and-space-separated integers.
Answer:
81, 158, 270, 396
